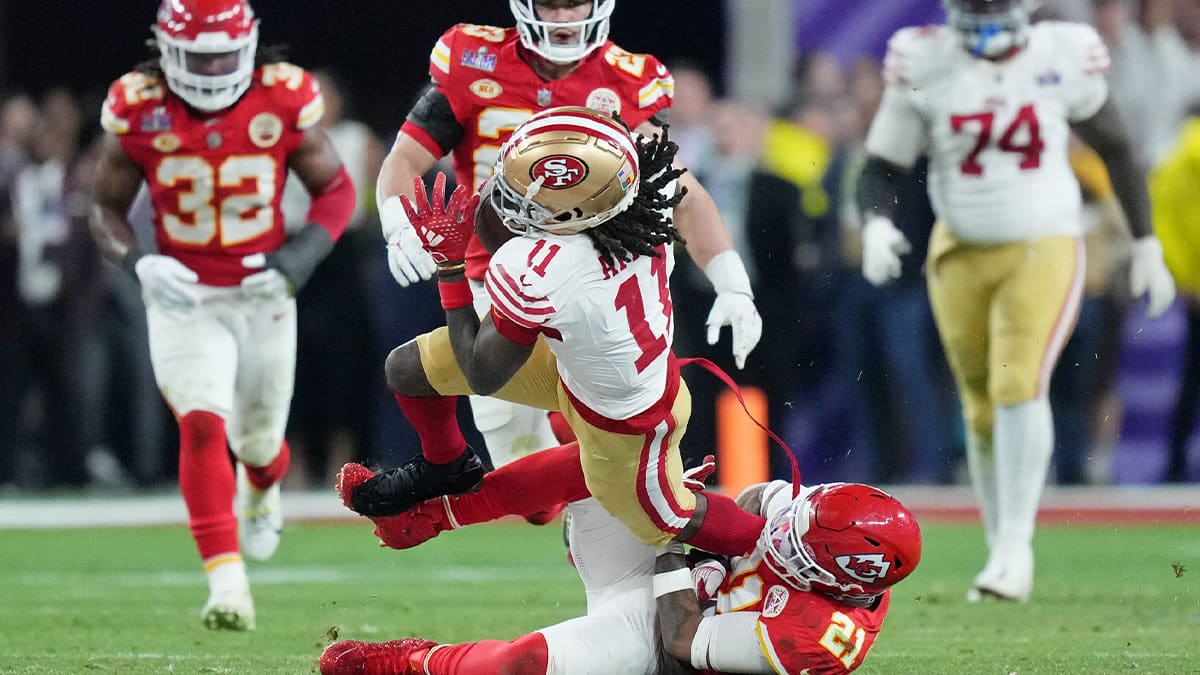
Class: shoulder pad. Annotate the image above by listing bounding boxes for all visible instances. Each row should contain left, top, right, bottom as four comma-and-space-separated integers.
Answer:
101, 72, 166, 135
1038, 21, 1111, 75
882, 25, 958, 86
257, 63, 324, 130
600, 44, 674, 112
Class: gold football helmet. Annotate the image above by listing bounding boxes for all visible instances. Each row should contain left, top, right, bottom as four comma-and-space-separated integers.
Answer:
486, 106, 640, 236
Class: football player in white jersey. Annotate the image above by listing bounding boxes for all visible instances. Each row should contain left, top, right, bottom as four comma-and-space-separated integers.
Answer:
344, 106, 770, 562
857, 0, 1176, 602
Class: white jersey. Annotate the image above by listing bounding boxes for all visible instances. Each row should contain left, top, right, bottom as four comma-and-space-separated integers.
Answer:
866, 22, 1110, 243
485, 233, 674, 421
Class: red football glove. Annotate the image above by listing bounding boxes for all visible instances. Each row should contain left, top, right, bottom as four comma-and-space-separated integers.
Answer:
400, 172, 479, 266
682, 454, 717, 493
336, 463, 456, 550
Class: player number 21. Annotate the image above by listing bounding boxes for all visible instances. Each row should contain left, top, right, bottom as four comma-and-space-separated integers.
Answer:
818, 611, 866, 669
950, 103, 1044, 176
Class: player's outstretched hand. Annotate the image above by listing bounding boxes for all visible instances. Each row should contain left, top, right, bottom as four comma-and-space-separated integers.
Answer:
682, 454, 716, 492
401, 172, 479, 267
862, 215, 911, 287
1130, 235, 1176, 318
705, 293, 762, 370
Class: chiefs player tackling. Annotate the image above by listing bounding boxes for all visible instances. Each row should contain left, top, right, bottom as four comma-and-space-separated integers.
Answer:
90, 0, 354, 630
322, 445, 921, 674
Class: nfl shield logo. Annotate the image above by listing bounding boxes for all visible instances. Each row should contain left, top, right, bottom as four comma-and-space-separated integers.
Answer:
537, 89, 552, 107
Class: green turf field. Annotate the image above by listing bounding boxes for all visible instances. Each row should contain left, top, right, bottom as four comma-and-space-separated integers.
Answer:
0, 517, 1196, 674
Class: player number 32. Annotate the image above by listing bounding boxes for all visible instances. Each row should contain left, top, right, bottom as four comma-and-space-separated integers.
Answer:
156, 154, 277, 246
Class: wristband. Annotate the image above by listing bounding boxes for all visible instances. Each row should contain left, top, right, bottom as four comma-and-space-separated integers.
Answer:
704, 249, 753, 296
438, 278, 473, 310
653, 567, 694, 598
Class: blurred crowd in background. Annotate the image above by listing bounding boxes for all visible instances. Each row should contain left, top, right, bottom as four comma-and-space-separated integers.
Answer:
2, 0, 1199, 493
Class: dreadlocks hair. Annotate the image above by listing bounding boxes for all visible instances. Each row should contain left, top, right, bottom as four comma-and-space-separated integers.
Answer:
585, 122, 688, 270
134, 39, 288, 77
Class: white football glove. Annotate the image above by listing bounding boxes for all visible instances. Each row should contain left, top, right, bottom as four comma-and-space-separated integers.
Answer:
240, 253, 292, 302
861, 216, 912, 287
1129, 236, 1176, 319
381, 194, 438, 287
134, 254, 199, 310
704, 250, 763, 370
691, 558, 729, 604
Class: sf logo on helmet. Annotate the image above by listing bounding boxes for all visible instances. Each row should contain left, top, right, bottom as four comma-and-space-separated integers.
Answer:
834, 554, 892, 583
532, 155, 589, 189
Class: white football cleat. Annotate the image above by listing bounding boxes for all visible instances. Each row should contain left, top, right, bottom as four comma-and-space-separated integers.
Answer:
967, 544, 1034, 603
202, 586, 256, 631
237, 463, 283, 561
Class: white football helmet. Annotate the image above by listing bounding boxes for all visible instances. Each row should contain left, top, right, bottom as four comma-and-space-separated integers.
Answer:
485, 106, 640, 236
509, 0, 614, 65
943, 0, 1036, 59
760, 483, 922, 605
154, 0, 259, 112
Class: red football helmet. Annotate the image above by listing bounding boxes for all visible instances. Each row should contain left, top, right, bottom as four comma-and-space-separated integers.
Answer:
761, 483, 922, 604
153, 0, 259, 111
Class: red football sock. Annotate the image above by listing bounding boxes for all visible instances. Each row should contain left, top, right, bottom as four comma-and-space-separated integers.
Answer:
243, 439, 290, 490
683, 490, 767, 556
447, 443, 589, 526
178, 411, 238, 560
393, 391, 467, 464
546, 411, 576, 444
417, 633, 549, 675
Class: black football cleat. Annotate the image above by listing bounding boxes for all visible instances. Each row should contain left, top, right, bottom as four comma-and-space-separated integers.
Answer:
349, 447, 485, 517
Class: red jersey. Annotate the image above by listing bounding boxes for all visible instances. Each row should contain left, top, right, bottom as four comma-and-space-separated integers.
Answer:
101, 64, 325, 286
712, 551, 891, 674
402, 24, 675, 279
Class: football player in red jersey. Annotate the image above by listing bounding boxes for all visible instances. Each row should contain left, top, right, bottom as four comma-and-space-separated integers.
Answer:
89, 0, 354, 631
374, 0, 762, 494
321, 448, 921, 674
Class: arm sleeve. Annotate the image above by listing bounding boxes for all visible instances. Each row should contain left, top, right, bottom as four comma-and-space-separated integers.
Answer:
690, 613, 774, 673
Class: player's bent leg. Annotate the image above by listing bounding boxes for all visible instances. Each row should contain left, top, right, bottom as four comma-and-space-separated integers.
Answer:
338, 444, 590, 547
234, 443, 289, 562
469, 394, 564, 525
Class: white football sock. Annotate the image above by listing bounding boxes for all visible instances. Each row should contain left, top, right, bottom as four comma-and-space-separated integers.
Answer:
994, 397, 1054, 549
205, 554, 249, 595
965, 429, 998, 550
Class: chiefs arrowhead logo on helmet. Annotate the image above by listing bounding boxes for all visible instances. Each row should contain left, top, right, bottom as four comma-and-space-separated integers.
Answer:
834, 553, 892, 583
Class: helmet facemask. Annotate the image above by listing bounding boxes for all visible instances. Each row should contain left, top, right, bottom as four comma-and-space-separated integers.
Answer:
154, 0, 259, 113
943, 0, 1034, 59
509, 0, 614, 65
486, 106, 640, 236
